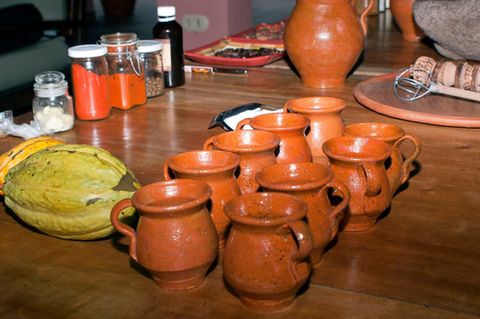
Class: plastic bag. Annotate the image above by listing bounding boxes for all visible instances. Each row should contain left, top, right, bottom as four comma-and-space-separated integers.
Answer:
0, 110, 45, 139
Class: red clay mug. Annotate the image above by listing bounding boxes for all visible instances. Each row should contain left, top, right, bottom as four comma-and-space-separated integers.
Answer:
223, 192, 313, 312
236, 112, 312, 164
343, 122, 421, 194
163, 150, 241, 249
110, 179, 218, 290
204, 130, 280, 194
284, 96, 346, 164
323, 136, 394, 231
256, 162, 350, 266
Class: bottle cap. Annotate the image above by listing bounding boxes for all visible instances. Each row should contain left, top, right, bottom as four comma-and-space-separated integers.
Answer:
138, 40, 163, 53
157, 6, 175, 22
68, 44, 107, 58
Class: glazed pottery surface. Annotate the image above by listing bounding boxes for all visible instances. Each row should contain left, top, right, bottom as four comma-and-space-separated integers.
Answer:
204, 130, 280, 194
284, 97, 346, 164
163, 150, 241, 248
284, 0, 374, 88
323, 136, 393, 232
223, 192, 313, 312
343, 122, 421, 194
110, 179, 218, 290
391, 0, 424, 42
236, 113, 312, 164
256, 162, 350, 266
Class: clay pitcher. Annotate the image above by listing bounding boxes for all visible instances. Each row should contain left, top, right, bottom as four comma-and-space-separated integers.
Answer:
284, 96, 346, 164
256, 162, 350, 267
391, 0, 424, 42
284, 0, 374, 88
163, 150, 241, 249
223, 192, 313, 312
110, 179, 218, 290
204, 130, 280, 194
322, 136, 393, 232
343, 122, 421, 194
236, 113, 312, 164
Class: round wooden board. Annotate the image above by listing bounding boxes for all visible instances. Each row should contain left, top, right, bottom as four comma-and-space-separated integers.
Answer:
353, 73, 480, 128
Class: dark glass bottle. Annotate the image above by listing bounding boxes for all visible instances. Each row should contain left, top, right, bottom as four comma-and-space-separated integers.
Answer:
153, 6, 185, 88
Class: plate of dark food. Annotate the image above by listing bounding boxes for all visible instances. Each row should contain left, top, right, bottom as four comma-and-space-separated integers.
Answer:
230, 20, 286, 44
184, 38, 285, 67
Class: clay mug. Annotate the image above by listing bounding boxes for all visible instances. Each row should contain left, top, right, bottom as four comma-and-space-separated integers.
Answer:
284, 96, 346, 164
204, 130, 280, 194
343, 122, 421, 194
110, 179, 218, 290
236, 113, 312, 164
284, 0, 374, 88
391, 0, 424, 42
223, 192, 313, 312
256, 162, 350, 267
163, 150, 241, 249
322, 136, 393, 232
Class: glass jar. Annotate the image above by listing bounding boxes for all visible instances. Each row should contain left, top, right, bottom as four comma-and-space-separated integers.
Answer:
68, 44, 111, 120
100, 32, 147, 110
32, 71, 74, 133
138, 40, 165, 98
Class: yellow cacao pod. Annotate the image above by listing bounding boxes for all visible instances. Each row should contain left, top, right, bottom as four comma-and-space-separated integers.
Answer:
0, 136, 64, 192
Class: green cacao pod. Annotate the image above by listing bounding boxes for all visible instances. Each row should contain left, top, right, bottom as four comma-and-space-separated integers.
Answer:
2, 144, 140, 240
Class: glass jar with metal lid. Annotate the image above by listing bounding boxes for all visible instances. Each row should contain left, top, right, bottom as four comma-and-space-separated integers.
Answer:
138, 40, 165, 98
100, 32, 147, 110
68, 44, 111, 120
32, 71, 74, 133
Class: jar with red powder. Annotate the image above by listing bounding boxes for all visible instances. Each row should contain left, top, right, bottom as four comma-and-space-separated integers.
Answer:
100, 33, 147, 110
68, 44, 111, 120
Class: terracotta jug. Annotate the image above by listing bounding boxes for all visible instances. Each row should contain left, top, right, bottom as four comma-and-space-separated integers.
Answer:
163, 150, 241, 249
284, 97, 346, 164
343, 122, 421, 194
284, 0, 374, 88
256, 162, 350, 267
391, 0, 424, 42
110, 179, 218, 290
223, 192, 313, 312
323, 136, 394, 232
236, 113, 312, 164
204, 130, 280, 195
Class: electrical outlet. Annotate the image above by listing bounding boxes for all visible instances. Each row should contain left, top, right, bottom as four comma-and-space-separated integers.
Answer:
181, 14, 209, 32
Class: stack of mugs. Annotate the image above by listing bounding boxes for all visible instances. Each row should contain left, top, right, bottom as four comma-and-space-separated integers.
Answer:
110, 96, 421, 312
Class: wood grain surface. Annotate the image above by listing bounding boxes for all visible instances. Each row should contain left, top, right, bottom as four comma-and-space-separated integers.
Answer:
1, 14, 479, 319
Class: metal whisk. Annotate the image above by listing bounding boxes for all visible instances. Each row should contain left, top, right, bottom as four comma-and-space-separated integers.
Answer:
394, 66, 480, 103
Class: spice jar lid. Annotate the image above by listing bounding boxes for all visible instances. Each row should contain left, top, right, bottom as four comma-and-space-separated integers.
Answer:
138, 40, 163, 53
68, 45, 108, 58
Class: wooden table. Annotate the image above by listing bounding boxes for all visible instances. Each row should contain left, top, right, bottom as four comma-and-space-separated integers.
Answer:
1, 14, 479, 319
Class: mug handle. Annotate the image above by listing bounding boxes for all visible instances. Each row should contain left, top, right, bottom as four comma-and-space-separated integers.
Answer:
111, 198, 138, 262
359, 162, 382, 197
203, 136, 215, 150
324, 179, 351, 233
392, 134, 421, 185
163, 158, 173, 181
235, 118, 252, 130
284, 220, 313, 281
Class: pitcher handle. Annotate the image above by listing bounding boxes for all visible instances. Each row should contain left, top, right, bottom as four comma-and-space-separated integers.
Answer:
392, 134, 421, 185
203, 136, 215, 150
236, 118, 252, 130
163, 158, 173, 181
283, 102, 291, 113
111, 198, 138, 262
284, 220, 313, 281
352, 0, 374, 36
324, 179, 351, 231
